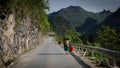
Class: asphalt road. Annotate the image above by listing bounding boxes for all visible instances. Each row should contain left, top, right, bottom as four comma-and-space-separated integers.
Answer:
9, 37, 83, 68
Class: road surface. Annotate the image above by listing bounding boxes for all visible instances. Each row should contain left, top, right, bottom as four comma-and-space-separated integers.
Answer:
9, 37, 83, 68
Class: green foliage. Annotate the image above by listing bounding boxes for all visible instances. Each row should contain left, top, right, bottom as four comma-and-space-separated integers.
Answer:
2, 0, 50, 34
86, 40, 91, 45
49, 16, 74, 37
97, 25, 120, 51
54, 34, 63, 42
40, 13, 51, 34
64, 34, 71, 40
64, 29, 82, 44
87, 41, 100, 47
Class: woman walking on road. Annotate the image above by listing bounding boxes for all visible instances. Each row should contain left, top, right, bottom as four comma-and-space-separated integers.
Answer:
63, 38, 70, 54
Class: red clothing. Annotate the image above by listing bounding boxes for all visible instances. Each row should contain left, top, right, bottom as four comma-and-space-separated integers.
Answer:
69, 44, 73, 53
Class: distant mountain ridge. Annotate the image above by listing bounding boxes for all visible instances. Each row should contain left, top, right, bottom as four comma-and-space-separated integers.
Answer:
48, 6, 112, 36
87, 7, 120, 36
101, 7, 120, 31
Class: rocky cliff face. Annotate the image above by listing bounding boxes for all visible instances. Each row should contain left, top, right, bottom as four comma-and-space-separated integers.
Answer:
0, 12, 43, 67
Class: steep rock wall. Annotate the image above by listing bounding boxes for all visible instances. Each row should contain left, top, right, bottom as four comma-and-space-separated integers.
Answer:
0, 12, 43, 67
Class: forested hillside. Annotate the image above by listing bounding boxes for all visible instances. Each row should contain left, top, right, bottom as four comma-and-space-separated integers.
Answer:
49, 6, 111, 37
95, 7, 120, 51
101, 7, 120, 31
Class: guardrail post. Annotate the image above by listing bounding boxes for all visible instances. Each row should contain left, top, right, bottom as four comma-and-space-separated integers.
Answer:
78, 47, 80, 52
82, 49, 87, 57
75, 46, 78, 52
81, 48, 84, 54
100, 54, 103, 63
91, 51, 94, 59
112, 59, 118, 68
77, 46, 79, 52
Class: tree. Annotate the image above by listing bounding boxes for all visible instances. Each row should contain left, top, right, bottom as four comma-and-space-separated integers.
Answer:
64, 29, 82, 44
1, 0, 50, 34
96, 25, 120, 51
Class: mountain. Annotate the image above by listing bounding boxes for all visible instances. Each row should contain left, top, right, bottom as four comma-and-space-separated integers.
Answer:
49, 16, 74, 37
75, 17, 98, 34
49, 6, 89, 28
48, 6, 111, 36
100, 7, 120, 31
75, 9, 112, 35
86, 7, 120, 37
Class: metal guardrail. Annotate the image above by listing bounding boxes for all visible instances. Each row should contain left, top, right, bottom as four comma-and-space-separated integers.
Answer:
72, 43, 120, 67
72, 43, 120, 61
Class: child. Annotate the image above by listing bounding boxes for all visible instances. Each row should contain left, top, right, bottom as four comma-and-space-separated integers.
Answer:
69, 44, 73, 54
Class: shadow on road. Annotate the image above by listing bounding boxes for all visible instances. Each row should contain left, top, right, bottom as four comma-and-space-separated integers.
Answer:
37, 53, 66, 55
71, 53, 91, 68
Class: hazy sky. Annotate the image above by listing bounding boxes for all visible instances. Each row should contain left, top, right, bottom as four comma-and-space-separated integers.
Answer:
47, 0, 120, 13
